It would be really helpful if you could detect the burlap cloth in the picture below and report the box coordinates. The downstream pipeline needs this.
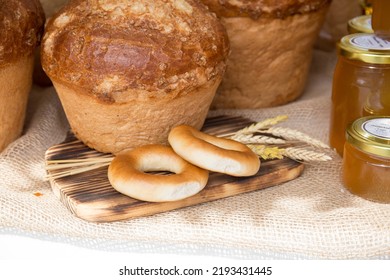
[1,50,389,260]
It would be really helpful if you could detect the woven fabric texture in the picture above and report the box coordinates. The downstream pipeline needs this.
[1,50,390,259]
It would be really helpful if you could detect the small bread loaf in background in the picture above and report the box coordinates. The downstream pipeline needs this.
[41,0,229,154]
[0,0,45,152]
[201,0,331,109]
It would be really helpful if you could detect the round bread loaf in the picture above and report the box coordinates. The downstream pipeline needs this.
[0,0,45,152]
[41,0,229,154]
[201,0,331,109]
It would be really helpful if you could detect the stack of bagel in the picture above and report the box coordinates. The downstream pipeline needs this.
[108,125,260,202]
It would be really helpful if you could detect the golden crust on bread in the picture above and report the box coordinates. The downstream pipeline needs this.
[0,0,45,67]
[200,0,332,19]
[41,0,229,103]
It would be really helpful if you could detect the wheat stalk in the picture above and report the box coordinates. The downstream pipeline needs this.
[235,115,288,135]
[46,157,114,170]
[219,115,288,137]
[44,162,111,181]
[231,134,285,144]
[46,156,113,164]
[45,157,114,181]
[265,127,330,149]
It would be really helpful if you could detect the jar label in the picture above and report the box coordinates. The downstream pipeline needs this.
[350,35,390,50]
[362,118,390,139]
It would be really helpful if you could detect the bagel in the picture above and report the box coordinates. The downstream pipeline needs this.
[168,125,260,177]
[108,145,209,202]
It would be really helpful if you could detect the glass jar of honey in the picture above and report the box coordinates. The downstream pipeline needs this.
[329,33,390,156]
[348,15,373,34]
[343,116,390,203]
[372,0,390,39]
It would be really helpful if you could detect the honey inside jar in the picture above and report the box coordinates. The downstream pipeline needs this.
[329,34,390,156]
[372,0,390,38]
[343,117,390,203]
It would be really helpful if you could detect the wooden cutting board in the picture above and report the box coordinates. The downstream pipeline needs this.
[45,115,304,223]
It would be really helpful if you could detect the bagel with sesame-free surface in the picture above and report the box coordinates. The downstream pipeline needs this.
[108,145,209,202]
[168,125,260,177]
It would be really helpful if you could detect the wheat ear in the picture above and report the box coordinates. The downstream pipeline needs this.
[219,115,288,137]
[282,147,332,162]
[265,127,330,149]
[235,115,288,135]
[247,145,285,160]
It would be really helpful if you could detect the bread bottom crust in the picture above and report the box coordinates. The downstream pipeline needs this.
[212,7,328,109]
[0,56,34,152]
[53,77,221,154]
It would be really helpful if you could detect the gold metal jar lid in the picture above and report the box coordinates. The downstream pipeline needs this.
[338,33,390,64]
[348,15,373,34]
[346,116,390,158]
